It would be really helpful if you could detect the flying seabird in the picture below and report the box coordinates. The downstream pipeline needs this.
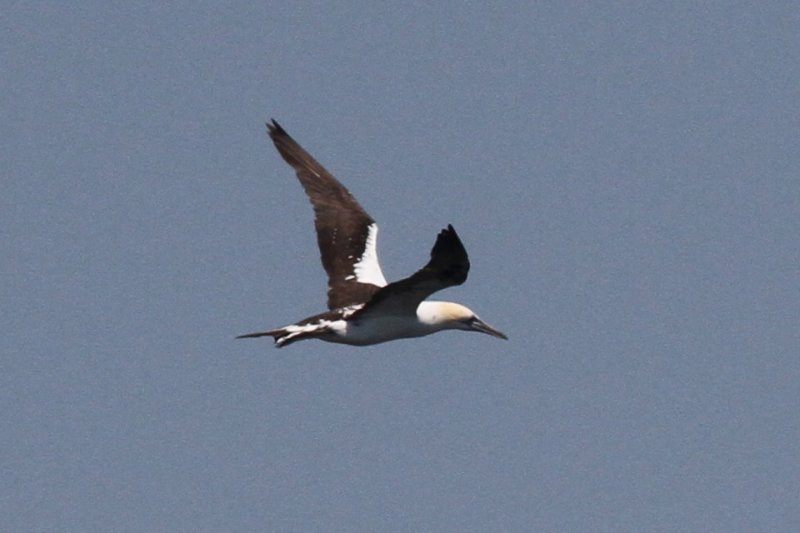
[238,120,507,347]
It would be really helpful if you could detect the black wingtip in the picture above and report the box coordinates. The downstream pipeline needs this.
[439,224,460,242]
[266,118,285,136]
[427,224,469,284]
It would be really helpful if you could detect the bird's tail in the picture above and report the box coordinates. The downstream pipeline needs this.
[236,327,308,348]
[236,330,279,340]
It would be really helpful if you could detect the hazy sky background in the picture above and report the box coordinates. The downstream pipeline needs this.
[3,2,799,531]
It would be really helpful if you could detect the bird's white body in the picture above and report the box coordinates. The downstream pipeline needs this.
[322,316,434,346]
[322,301,467,346]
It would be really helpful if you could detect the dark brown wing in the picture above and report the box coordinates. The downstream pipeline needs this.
[267,120,387,309]
[353,225,469,317]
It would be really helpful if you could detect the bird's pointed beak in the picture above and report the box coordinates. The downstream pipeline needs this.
[471,318,508,340]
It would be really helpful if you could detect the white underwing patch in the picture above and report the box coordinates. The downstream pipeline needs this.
[352,223,387,286]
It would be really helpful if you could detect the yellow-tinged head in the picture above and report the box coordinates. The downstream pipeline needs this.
[417,301,508,340]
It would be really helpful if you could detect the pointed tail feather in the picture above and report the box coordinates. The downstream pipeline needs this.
[236,330,279,339]
[236,327,311,348]
[236,329,287,347]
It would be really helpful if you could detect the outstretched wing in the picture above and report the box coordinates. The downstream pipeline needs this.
[267,120,387,309]
[354,225,469,317]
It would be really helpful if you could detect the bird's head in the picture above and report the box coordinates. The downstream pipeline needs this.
[418,301,508,340]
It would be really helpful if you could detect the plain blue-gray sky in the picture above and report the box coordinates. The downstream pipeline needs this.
[3,2,799,531]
